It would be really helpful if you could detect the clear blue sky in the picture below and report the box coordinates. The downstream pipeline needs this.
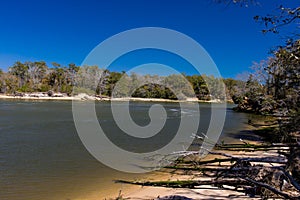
[0,0,297,77]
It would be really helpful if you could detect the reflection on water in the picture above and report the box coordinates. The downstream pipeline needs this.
[0,100,254,200]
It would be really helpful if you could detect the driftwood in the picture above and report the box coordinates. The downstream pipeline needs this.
[116,179,249,189]
[117,142,300,199]
[214,143,298,152]
[175,158,233,165]
[281,168,300,192]
[216,143,298,148]
[243,177,300,200]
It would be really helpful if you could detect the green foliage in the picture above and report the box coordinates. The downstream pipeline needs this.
[60,84,73,95]
[72,87,95,96]
[9,61,29,88]
[39,84,51,92]
[18,83,34,93]
[131,83,177,99]
[109,73,130,97]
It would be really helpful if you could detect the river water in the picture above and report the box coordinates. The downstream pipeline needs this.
[0,100,254,200]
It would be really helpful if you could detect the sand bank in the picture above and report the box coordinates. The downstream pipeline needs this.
[118,123,267,200]
[0,94,77,101]
[0,94,227,103]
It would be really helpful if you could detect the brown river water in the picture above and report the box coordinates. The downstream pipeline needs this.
[0,100,259,200]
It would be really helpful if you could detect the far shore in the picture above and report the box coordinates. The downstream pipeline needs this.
[0,93,230,103]
[0,94,77,101]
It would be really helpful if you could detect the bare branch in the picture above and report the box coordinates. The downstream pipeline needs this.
[244,177,300,199]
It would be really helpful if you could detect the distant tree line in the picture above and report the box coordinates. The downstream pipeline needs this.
[0,61,79,95]
[0,61,247,101]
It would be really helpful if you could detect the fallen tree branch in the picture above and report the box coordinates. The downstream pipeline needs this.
[205,151,287,164]
[115,179,248,189]
[216,143,298,148]
[244,177,300,200]
[280,167,300,192]
[176,158,233,165]
[165,165,280,173]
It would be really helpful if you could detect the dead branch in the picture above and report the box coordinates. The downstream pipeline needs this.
[244,177,300,200]
[280,168,300,192]
[115,179,248,189]
[203,150,287,164]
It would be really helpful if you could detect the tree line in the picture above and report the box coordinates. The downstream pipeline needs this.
[0,61,247,101]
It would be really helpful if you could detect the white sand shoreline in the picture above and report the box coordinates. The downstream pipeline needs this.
[0,94,77,101]
[0,94,227,103]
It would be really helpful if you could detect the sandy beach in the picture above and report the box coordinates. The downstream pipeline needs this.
[110,124,267,200]
[0,94,224,103]
[123,185,260,200]
[0,94,77,101]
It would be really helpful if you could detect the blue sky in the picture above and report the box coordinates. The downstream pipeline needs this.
[0,0,298,77]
